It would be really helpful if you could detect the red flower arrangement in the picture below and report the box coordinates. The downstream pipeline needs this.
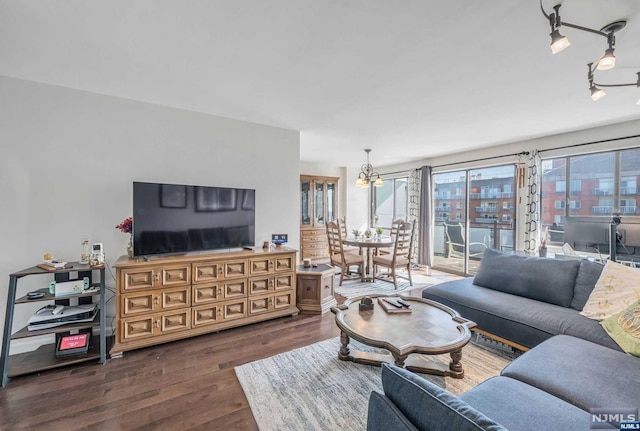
[116,217,133,234]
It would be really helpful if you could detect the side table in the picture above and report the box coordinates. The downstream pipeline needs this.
[296,264,336,314]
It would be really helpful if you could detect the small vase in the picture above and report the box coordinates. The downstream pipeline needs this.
[127,234,133,258]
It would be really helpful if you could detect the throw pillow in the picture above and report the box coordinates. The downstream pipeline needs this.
[580,260,640,320]
[601,300,640,357]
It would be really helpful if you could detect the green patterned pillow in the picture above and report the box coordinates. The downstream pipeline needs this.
[601,300,640,357]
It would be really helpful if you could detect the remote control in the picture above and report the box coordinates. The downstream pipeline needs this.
[383,298,402,308]
[397,299,411,308]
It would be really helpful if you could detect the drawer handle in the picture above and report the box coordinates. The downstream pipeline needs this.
[155,319,160,328]
[325,285,330,289]
[154,296,160,305]
[218,267,223,274]
[306,286,311,291]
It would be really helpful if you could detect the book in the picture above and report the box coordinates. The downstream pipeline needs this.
[42,259,68,269]
[377,297,412,313]
[37,263,73,271]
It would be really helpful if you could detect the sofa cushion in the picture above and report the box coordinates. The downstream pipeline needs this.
[601,300,640,357]
[381,364,506,431]
[581,260,640,320]
[473,248,579,307]
[501,335,640,412]
[422,279,622,351]
[459,376,608,430]
[367,391,419,431]
[571,259,604,310]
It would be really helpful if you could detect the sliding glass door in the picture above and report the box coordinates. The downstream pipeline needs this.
[433,165,516,275]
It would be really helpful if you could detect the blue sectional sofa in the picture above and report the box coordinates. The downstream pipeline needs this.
[367,335,640,431]
[366,249,640,430]
[421,248,620,351]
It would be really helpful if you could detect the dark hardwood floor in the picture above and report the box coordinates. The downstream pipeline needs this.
[0,308,345,430]
[0,280,431,430]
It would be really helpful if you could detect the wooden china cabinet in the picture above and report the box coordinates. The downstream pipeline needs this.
[300,175,339,264]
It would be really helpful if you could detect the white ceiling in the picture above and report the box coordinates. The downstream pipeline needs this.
[2,0,640,168]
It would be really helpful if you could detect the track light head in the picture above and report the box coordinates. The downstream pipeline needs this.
[550,29,570,54]
[590,85,606,101]
[597,48,616,70]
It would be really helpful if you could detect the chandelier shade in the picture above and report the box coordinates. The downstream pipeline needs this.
[355,149,383,188]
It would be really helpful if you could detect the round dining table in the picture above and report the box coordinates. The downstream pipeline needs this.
[342,235,394,281]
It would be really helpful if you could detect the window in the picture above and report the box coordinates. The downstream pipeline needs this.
[433,165,515,276]
[541,147,640,232]
[372,177,408,228]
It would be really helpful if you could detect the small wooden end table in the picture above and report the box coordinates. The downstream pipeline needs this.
[331,295,476,378]
[296,264,336,314]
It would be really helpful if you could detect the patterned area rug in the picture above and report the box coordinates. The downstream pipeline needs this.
[235,336,516,431]
[333,273,444,298]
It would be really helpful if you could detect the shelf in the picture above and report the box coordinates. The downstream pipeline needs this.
[11,311,102,340]
[7,335,106,378]
[10,263,105,278]
[15,286,102,304]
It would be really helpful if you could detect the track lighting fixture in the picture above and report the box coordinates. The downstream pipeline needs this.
[541,1,640,104]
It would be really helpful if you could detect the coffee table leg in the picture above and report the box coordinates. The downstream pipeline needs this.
[339,331,350,360]
[394,354,408,368]
[449,349,463,376]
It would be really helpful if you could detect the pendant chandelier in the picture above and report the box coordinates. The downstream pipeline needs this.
[540,1,640,104]
[355,149,383,188]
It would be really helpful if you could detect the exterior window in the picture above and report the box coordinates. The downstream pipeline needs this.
[541,148,640,237]
[373,177,408,228]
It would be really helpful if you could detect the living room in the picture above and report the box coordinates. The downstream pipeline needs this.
[1,1,640,430]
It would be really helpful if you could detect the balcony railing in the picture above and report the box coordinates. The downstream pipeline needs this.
[435,194,465,200]
[434,216,450,222]
[592,206,613,214]
[475,206,498,213]
[435,206,451,211]
[475,218,498,224]
[621,187,638,195]
[591,206,637,214]
[592,188,613,196]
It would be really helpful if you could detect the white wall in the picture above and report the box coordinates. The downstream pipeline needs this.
[0,76,300,353]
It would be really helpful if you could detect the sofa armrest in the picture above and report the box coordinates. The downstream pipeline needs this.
[381,364,507,431]
[367,392,419,431]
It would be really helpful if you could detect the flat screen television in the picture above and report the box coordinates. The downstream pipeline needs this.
[133,181,255,257]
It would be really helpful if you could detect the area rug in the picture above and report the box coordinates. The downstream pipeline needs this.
[333,273,443,298]
[235,336,515,431]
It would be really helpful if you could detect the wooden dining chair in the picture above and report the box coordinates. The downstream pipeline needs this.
[326,221,365,286]
[372,220,415,289]
[377,219,404,256]
[337,218,359,254]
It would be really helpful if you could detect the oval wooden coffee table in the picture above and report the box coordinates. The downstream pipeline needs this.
[331,294,476,378]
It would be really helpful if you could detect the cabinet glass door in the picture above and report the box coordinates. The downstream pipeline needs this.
[301,181,311,225]
[327,182,336,223]
[315,182,325,225]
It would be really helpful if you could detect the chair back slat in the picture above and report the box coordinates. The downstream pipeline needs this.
[392,221,414,261]
[326,221,344,258]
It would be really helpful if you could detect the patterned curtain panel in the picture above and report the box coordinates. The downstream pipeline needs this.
[418,166,432,266]
[408,169,421,264]
[524,151,541,254]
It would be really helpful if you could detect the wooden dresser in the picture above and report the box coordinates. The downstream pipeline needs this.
[110,247,298,357]
[300,175,339,264]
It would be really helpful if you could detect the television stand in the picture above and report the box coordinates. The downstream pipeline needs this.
[110,247,298,357]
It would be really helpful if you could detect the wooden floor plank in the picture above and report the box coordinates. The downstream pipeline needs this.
[0,275,435,430]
